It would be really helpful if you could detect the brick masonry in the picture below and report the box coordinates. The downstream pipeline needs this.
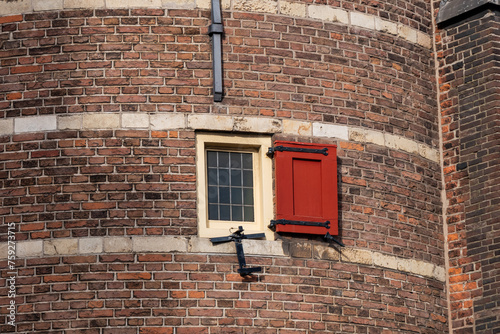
[435,2,500,334]
[0,0,488,332]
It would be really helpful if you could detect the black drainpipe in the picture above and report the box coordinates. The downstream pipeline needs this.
[208,0,224,102]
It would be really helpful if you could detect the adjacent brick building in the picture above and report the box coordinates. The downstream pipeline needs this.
[0,0,497,333]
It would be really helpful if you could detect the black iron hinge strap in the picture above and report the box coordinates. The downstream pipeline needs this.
[269,219,330,229]
[267,146,328,157]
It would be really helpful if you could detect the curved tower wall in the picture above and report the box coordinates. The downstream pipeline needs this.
[0,0,448,333]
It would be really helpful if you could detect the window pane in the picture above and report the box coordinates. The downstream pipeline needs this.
[243,188,254,205]
[243,153,252,169]
[232,205,243,221]
[231,188,242,204]
[219,152,229,167]
[208,204,218,220]
[208,186,218,203]
[243,170,253,187]
[207,151,217,167]
[244,206,254,222]
[231,169,242,186]
[206,150,255,223]
[219,168,229,186]
[208,168,218,185]
[220,205,230,220]
[219,186,230,204]
[230,153,241,168]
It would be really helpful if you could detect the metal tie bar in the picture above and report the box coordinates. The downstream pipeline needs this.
[210,226,265,276]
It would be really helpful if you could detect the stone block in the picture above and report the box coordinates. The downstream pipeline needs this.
[188,114,232,131]
[313,244,340,261]
[0,243,6,259]
[196,0,210,9]
[44,239,78,255]
[195,0,229,9]
[433,265,446,282]
[16,241,43,258]
[33,0,63,11]
[385,134,419,154]
[122,113,150,128]
[417,31,432,49]
[83,114,120,129]
[280,1,306,17]
[398,25,418,44]
[233,0,277,14]
[104,237,133,253]
[386,135,419,154]
[162,0,196,8]
[151,113,185,130]
[58,115,82,130]
[340,248,372,265]
[106,0,162,7]
[374,18,398,35]
[372,252,399,271]
[79,237,103,254]
[133,236,188,252]
[189,237,234,254]
[308,5,348,24]
[233,116,281,133]
[312,122,349,140]
[348,128,366,143]
[364,130,385,146]
[289,242,312,258]
[350,11,375,30]
[283,119,312,136]
[419,144,439,162]
[0,0,32,15]
[0,119,14,136]
[64,0,105,9]
[244,239,285,256]
[15,115,57,133]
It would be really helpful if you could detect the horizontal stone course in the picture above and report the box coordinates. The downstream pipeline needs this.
[8,236,445,281]
[0,1,431,48]
[4,113,440,162]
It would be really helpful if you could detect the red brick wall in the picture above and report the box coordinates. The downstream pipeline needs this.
[0,4,450,333]
[436,4,500,334]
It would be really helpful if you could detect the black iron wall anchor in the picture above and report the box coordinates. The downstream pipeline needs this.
[208,0,223,102]
[210,226,265,276]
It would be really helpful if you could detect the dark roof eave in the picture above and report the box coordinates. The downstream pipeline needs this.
[437,0,500,24]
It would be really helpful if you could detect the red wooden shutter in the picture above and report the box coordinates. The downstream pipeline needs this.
[273,141,338,236]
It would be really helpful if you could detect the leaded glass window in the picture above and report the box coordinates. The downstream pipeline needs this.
[206,150,254,222]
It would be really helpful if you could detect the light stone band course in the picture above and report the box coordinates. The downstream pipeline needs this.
[4,113,439,162]
[0,0,431,49]
[6,236,445,281]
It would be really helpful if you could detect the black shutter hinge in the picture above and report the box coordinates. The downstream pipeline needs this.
[269,219,330,229]
[267,145,328,157]
[210,226,265,276]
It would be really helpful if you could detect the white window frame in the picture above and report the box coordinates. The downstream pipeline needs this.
[196,132,274,239]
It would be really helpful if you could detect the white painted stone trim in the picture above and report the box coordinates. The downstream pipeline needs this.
[2,113,440,162]
[0,0,432,48]
[7,237,445,281]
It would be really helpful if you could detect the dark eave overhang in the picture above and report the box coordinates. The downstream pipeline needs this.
[437,0,500,24]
